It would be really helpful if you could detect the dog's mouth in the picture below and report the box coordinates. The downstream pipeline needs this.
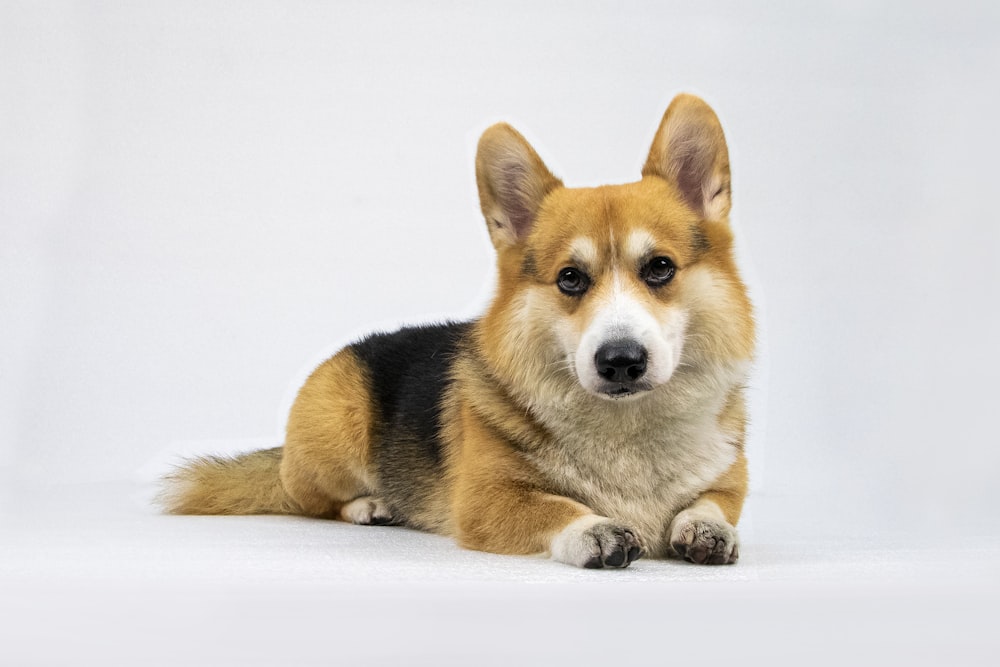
[597,382,652,400]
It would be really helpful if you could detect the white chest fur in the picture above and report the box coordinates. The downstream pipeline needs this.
[524,364,744,556]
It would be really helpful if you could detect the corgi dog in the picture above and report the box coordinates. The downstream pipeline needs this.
[161,93,755,569]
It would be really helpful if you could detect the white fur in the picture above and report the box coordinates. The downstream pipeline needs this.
[671,498,726,528]
[624,228,656,264]
[528,394,740,557]
[568,236,599,269]
[572,271,688,396]
[340,496,392,525]
[701,176,729,222]
[668,500,740,563]
[549,514,608,567]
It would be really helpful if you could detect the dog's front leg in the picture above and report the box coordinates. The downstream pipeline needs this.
[451,405,645,569]
[668,451,747,565]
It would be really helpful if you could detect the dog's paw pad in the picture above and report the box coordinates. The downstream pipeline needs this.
[340,496,394,525]
[669,513,739,565]
[552,515,646,569]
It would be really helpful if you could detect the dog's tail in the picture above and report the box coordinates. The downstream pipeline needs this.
[158,446,298,515]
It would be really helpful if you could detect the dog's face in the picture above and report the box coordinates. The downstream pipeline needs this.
[476,94,753,401]
[525,182,701,399]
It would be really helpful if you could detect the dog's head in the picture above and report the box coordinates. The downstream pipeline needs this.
[476,94,753,402]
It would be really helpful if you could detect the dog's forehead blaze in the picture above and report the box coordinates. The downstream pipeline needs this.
[528,179,700,275]
[571,267,663,333]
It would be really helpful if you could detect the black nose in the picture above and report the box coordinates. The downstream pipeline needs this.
[594,341,648,383]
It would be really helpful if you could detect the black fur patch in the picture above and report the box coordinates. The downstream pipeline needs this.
[521,250,538,279]
[349,321,472,527]
[690,225,710,254]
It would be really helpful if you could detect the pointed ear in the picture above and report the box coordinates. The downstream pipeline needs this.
[643,94,731,221]
[476,123,562,248]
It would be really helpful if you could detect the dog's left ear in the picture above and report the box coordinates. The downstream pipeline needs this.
[643,94,731,222]
[476,123,563,249]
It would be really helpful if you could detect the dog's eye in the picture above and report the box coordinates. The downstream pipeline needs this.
[557,268,590,296]
[642,256,676,287]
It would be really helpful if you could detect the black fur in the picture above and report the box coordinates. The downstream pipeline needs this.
[349,321,472,527]
[690,224,710,254]
[521,250,538,279]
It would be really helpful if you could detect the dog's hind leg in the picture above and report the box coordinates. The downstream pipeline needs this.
[279,349,385,521]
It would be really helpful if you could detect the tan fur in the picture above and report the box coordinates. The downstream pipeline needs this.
[162,349,376,518]
[279,349,377,519]
[159,447,296,515]
[162,93,755,567]
[699,453,748,526]
[685,388,748,525]
[451,400,592,555]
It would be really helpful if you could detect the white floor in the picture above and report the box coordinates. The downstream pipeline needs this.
[3,2,999,664]
[3,480,998,666]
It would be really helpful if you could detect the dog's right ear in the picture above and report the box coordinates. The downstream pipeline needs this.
[476,124,562,249]
[643,94,731,222]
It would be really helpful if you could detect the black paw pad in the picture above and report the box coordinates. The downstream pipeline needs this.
[587,524,645,569]
[670,518,739,565]
[604,548,626,568]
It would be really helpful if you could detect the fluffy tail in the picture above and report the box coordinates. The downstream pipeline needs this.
[158,446,298,515]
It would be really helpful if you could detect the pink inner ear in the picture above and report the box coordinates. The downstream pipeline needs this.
[669,136,713,215]
[496,160,537,241]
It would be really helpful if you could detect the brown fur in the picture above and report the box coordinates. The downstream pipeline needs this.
[279,349,377,519]
[451,400,591,554]
[698,452,749,526]
[159,447,295,515]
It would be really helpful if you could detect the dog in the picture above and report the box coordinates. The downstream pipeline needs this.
[160,93,755,569]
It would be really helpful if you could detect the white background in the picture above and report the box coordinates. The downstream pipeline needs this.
[2,2,999,664]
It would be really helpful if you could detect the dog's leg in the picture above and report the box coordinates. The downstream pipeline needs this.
[452,405,645,568]
[668,450,747,565]
[279,349,382,520]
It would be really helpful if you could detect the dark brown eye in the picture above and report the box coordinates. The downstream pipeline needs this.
[557,267,590,296]
[642,256,676,287]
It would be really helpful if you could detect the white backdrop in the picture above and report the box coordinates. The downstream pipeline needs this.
[3,1,999,543]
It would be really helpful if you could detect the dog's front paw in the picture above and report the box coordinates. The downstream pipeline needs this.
[668,511,739,565]
[550,515,645,569]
